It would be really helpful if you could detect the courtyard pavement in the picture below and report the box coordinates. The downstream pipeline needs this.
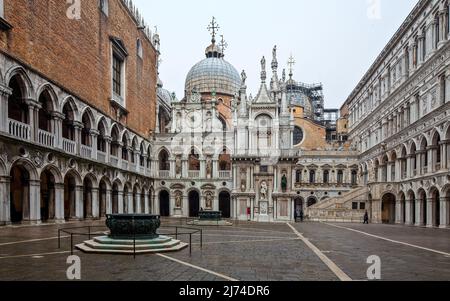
[0,219,449,281]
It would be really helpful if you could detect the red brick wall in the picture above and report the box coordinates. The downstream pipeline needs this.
[0,0,157,137]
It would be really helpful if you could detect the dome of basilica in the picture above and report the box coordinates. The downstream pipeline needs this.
[185,43,241,97]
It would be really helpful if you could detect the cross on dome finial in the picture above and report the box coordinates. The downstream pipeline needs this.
[219,35,228,55]
[207,17,220,43]
[288,54,296,78]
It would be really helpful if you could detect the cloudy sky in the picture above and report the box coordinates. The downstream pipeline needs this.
[134,0,418,108]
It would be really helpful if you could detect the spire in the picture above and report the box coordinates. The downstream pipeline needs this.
[219,35,228,57]
[270,45,280,92]
[260,56,267,83]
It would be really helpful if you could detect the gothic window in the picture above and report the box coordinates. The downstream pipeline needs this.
[159,150,170,171]
[137,39,143,59]
[337,170,344,184]
[110,37,128,108]
[295,170,302,183]
[309,170,316,184]
[188,148,200,171]
[323,170,329,184]
[293,126,304,146]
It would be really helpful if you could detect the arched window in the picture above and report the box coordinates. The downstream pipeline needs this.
[337,170,344,184]
[110,126,120,157]
[97,120,107,152]
[81,112,92,146]
[295,170,302,183]
[309,170,316,184]
[62,102,75,141]
[351,170,358,186]
[219,149,231,171]
[139,142,145,167]
[122,135,129,161]
[323,170,329,184]
[8,75,29,124]
[38,90,53,133]
[256,114,273,153]
[159,150,170,171]
[137,39,143,59]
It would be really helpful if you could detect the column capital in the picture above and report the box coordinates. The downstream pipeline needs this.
[0,85,12,97]
[72,121,84,129]
[51,111,66,120]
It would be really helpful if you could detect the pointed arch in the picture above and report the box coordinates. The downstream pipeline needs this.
[41,164,63,184]
[5,66,35,98]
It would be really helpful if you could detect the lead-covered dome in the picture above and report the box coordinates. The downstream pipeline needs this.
[185,42,241,96]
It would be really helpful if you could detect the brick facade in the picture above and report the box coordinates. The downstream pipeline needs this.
[0,0,157,137]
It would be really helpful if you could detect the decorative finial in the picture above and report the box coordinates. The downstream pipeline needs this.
[207,17,220,43]
[288,54,296,79]
[261,56,267,82]
[282,69,286,82]
[219,35,228,56]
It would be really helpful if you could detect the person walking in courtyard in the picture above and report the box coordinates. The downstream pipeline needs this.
[364,211,369,224]
[299,210,304,223]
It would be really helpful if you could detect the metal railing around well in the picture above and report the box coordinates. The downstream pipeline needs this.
[58,224,203,259]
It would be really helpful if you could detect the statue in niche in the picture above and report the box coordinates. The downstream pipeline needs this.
[175,191,183,208]
[281,174,288,192]
[205,192,214,210]
[241,179,247,192]
[260,181,268,201]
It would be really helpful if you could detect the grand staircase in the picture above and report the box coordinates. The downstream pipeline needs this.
[306,187,369,222]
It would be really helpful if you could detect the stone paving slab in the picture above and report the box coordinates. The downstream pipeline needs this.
[292,222,450,281]
[0,219,449,281]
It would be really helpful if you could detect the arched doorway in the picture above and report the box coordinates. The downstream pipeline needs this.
[307,197,317,207]
[64,173,77,220]
[83,177,93,219]
[294,198,304,219]
[219,191,231,218]
[10,165,30,223]
[381,193,396,224]
[40,170,55,222]
[112,183,119,214]
[99,180,107,218]
[159,190,170,217]
[189,191,200,217]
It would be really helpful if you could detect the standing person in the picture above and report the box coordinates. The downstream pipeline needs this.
[364,211,369,224]
[247,207,251,222]
[299,210,304,223]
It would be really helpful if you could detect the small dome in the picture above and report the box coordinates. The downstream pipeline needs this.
[157,87,172,106]
[185,57,241,96]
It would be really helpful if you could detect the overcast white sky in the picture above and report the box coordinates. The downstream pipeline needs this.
[134,0,418,108]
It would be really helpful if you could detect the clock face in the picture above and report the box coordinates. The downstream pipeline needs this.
[186,111,201,129]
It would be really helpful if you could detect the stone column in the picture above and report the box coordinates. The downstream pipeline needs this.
[426,198,436,228]
[440,197,449,228]
[395,200,402,224]
[199,158,205,179]
[405,199,413,225]
[144,193,149,214]
[0,176,11,225]
[105,189,112,215]
[54,183,65,222]
[0,85,12,133]
[51,112,65,149]
[212,160,219,179]
[91,188,99,219]
[415,198,423,227]
[29,180,41,224]
[104,136,112,164]
[90,130,99,160]
[440,140,448,170]
[118,191,125,214]
[74,185,83,219]
[73,122,83,156]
